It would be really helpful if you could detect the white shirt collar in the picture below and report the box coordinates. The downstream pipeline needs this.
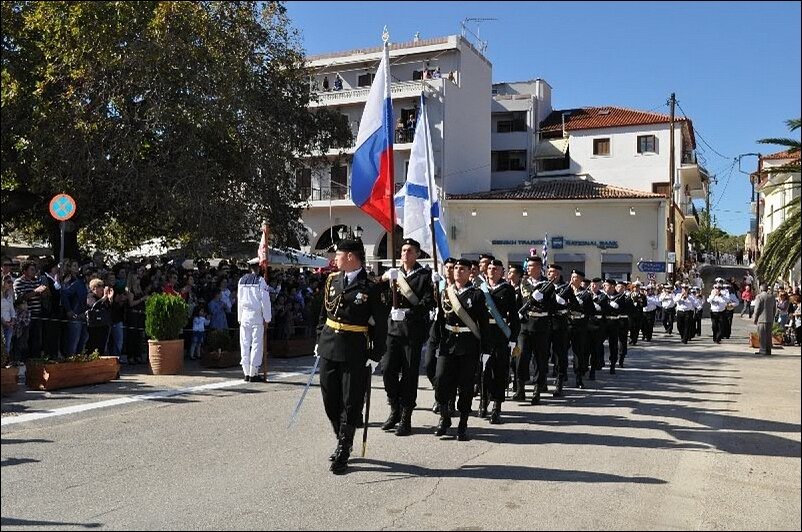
[344,268,363,285]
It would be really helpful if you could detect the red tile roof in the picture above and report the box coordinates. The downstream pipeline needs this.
[761,149,800,161]
[447,179,664,201]
[540,106,696,149]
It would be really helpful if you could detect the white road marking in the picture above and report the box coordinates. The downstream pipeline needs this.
[1,371,306,427]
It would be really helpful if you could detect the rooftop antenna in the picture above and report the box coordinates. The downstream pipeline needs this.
[460,17,497,54]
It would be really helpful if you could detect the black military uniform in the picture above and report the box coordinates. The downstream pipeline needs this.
[603,281,622,374]
[567,270,595,388]
[515,258,555,405]
[614,280,634,367]
[316,240,388,475]
[589,279,612,379]
[629,283,645,345]
[380,238,435,437]
[429,258,490,440]
[550,265,578,397]
[479,259,520,424]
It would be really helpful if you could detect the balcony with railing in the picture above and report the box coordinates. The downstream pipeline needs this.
[682,202,700,231]
[679,150,708,197]
[309,79,440,108]
[303,181,406,205]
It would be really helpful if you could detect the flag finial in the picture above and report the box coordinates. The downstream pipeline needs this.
[382,26,389,43]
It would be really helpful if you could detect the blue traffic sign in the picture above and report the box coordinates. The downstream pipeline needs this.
[637,261,666,273]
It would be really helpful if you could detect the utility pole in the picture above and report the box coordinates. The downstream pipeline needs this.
[706,174,713,254]
[667,92,676,282]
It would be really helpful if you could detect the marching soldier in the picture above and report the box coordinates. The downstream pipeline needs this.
[316,239,388,475]
[641,286,659,342]
[603,279,622,374]
[674,284,696,344]
[425,257,453,412]
[659,284,677,334]
[515,256,555,404]
[474,253,494,287]
[548,264,577,397]
[708,284,728,344]
[691,286,703,338]
[588,277,611,379]
[429,258,490,440]
[567,269,595,388]
[614,280,634,367]
[722,283,739,339]
[380,238,436,437]
[628,281,645,345]
[479,259,520,424]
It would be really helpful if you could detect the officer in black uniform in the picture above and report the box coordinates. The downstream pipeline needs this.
[429,258,490,441]
[603,279,622,374]
[316,239,388,475]
[612,280,633,368]
[588,277,611,379]
[515,256,555,405]
[380,238,435,437]
[567,269,595,388]
[628,281,645,345]
[548,264,577,397]
[479,259,520,424]
[426,257,453,414]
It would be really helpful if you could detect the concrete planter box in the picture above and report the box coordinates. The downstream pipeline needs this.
[26,357,120,391]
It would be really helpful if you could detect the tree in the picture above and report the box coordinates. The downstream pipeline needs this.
[755,118,801,283]
[1,1,351,258]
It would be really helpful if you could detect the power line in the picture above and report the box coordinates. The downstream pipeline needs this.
[711,159,738,210]
[675,101,732,160]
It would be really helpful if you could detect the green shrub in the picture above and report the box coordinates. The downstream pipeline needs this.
[771,322,784,336]
[145,294,189,341]
[205,329,232,352]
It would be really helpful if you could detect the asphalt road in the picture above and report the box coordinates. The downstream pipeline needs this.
[2,314,799,530]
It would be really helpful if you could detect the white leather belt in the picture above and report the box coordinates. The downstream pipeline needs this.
[488,318,497,324]
[556,310,569,315]
[570,312,585,319]
[528,311,549,318]
[445,324,472,333]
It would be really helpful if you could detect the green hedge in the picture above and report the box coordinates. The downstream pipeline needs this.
[145,294,188,341]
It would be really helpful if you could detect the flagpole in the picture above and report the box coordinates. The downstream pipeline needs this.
[421,93,440,275]
[261,221,270,381]
[383,29,398,278]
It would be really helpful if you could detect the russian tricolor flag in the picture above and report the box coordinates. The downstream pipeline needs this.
[350,42,394,231]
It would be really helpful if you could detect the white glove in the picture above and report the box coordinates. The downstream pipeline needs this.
[533,290,544,302]
[314,344,319,358]
[365,359,379,372]
[481,354,491,369]
[593,303,601,312]
[610,301,619,309]
[431,272,443,283]
[390,308,406,321]
[555,294,566,306]
[388,268,399,280]
[518,312,526,321]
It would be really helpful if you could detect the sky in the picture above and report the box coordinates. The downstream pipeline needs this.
[285,1,801,235]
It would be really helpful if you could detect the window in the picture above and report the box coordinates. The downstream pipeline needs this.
[593,138,611,156]
[539,151,570,172]
[295,168,311,197]
[652,182,670,198]
[357,73,375,87]
[496,112,527,133]
[330,165,348,199]
[494,151,527,172]
[637,135,657,154]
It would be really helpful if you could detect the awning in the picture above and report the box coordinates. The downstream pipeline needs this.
[533,138,569,159]
[601,253,633,263]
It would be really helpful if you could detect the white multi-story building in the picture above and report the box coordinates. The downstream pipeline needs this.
[299,35,491,262]
[753,149,801,282]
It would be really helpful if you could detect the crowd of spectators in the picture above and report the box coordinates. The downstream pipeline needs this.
[1,253,329,364]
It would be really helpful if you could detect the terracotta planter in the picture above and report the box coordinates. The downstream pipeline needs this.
[148,339,184,375]
[1,366,19,396]
[772,335,784,346]
[749,332,760,349]
[201,349,241,369]
[26,357,120,391]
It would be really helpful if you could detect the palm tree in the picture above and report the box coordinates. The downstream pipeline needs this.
[755,118,800,284]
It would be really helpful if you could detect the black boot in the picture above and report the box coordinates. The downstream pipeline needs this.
[530,389,541,405]
[395,408,412,437]
[435,404,451,437]
[553,378,564,397]
[381,403,401,431]
[432,401,440,414]
[448,400,456,418]
[457,413,470,441]
[330,425,355,475]
[512,380,526,401]
[588,368,596,380]
[489,401,502,424]
[610,365,616,375]
[618,356,624,368]
[478,397,488,418]
[576,375,585,389]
